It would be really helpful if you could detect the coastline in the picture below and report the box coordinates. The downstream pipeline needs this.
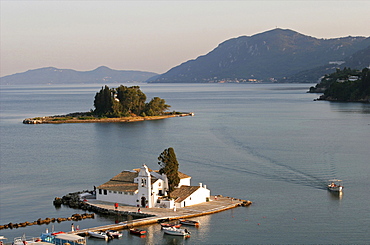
[23,113,194,124]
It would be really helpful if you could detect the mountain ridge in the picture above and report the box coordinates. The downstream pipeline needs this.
[151,28,370,83]
[0,66,158,85]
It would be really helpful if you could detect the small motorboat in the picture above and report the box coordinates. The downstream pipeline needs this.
[162,227,190,236]
[87,231,109,240]
[129,228,147,235]
[327,179,343,192]
[12,235,50,244]
[160,223,182,229]
[105,230,123,238]
[179,219,200,226]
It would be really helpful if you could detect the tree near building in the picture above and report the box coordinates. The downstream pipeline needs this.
[158,147,180,195]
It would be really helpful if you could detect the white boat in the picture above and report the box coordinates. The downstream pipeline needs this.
[12,235,50,244]
[162,227,190,236]
[327,179,343,192]
[54,233,86,245]
[105,230,123,238]
[87,230,109,240]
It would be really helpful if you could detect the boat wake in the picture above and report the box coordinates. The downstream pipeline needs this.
[183,125,339,190]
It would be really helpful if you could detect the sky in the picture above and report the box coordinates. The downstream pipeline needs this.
[1,0,370,77]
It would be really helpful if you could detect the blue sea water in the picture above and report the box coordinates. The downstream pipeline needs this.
[0,83,369,244]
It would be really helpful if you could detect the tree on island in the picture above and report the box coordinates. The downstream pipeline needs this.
[93,85,170,117]
[158,147,180,195]
[116,85,147,116]
[93,85,114,115]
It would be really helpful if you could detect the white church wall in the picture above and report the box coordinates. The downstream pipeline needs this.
[180,187,211,207]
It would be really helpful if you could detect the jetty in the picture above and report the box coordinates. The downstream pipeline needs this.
[70,196,251,235]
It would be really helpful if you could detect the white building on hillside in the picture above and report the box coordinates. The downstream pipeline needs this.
[96,164,210,209]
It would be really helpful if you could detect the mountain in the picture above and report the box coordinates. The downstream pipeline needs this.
[150,28,370,83]
[283,45,370,83]
[0,66,158,85]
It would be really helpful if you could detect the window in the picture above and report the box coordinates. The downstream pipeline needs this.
[103,190,107,195]
[113,191,117,194]
[99,189,102,195]
[119,192,122,194]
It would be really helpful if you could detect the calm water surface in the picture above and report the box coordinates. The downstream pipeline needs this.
[1,83,369,244]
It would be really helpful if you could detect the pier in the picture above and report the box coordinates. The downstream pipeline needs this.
[71,196,251,235]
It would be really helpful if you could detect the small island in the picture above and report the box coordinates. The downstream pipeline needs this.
[23,85,193,124]
[309,68,370,102]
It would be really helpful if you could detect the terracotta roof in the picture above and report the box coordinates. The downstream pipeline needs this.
[97,169,190,192]
[170,186,200,203]
[97,181,138,193]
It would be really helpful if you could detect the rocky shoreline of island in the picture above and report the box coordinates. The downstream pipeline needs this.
[23,112,194,124]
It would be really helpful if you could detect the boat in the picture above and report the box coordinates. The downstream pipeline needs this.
[0,236,7,245]
[179,219,200,226]
[162,227,191,236]
[327,179,343,192]
[105,230,123,238]
[54,233,86,245]
[129,228,147,235]
[12,235,50,244]
[160,223,182,229]
[39,229,85,245]
[87,230,109,240]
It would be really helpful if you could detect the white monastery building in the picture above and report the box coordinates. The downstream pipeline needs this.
[96,164,211,209]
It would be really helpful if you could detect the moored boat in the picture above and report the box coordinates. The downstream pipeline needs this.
[160,223,182,229]
[40,229,86,245]
[179,219,200,226]
[12,235,50,245]
[54,233,86,245]
[105,230,123,238]
[162,227,190,236]
[327,179,343,192]
[129,228,147,235]
[87,230,109,240]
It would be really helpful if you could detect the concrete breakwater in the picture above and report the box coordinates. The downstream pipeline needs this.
[0,213,94,230]
[70,195,252,235]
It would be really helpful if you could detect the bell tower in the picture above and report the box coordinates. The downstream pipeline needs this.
[137,164,152,208]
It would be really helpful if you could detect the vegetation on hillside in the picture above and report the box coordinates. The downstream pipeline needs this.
[93,85,170,117]
[309,68,370,102]
[158,147,180,195]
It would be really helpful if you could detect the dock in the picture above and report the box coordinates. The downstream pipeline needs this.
[71,196,251,235]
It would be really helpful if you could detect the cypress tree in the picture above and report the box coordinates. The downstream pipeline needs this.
[158,147,180,195]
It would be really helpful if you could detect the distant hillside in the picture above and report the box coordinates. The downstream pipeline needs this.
[0,66,158,85]
[150,28,370,83]
[284,45,370,83]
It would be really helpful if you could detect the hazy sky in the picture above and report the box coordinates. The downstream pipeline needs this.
[1,1,370,77]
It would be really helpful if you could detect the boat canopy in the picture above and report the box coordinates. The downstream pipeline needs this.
[55,233,85,241]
